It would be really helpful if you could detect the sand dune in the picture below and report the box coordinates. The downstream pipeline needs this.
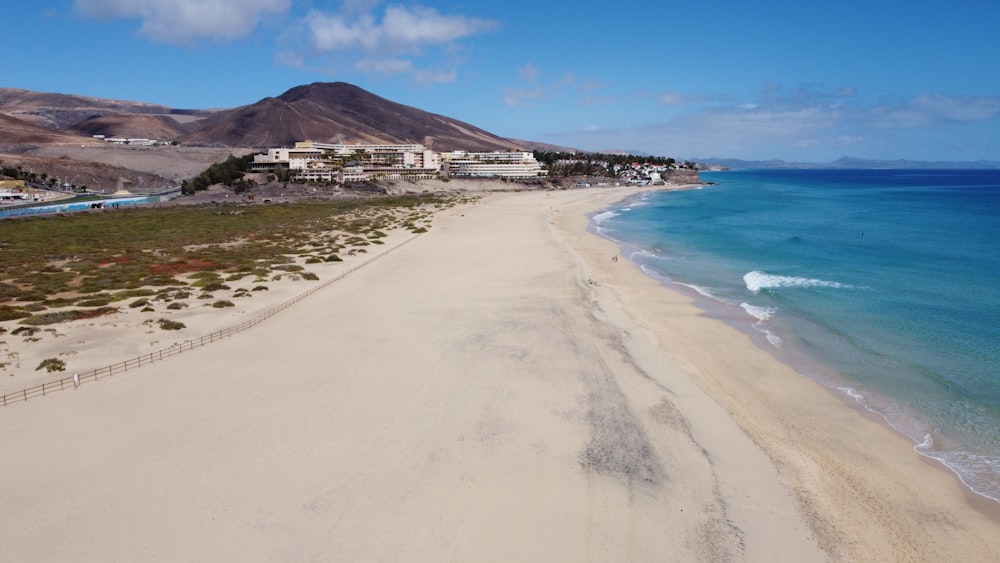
[1,187,996,561]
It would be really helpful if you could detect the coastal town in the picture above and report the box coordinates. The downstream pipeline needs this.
[248,140,545,182]
[1,138,703,217]
[246,140,700,186]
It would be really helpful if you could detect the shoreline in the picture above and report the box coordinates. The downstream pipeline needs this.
[567,186,1000,556]
[0,186,997,560]
[590,186,1000,510]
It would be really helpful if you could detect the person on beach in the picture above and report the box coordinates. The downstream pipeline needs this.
[73,373,79,388]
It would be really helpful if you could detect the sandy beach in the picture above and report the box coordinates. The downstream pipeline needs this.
[1,186,998,561]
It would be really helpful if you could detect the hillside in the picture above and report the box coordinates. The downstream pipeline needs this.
[0,113,85,145]
[66,114,196,140]
[0,87,210,131]
[0,82,538,192]
[0,83,522,152]
[179,82,521,151]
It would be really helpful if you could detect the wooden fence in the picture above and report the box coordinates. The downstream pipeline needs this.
[1,234,420,407]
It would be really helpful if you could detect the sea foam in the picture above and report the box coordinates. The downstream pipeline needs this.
[743,270,850,294]
[591,210,619,224]
[740,303,775,321]
[740,303,783,348]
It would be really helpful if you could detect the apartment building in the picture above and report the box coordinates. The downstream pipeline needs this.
[442,151,546,179]
[250,141,545,182]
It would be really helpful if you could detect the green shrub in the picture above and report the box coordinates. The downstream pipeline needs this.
[325,255,342,262]
[35,358,66,372]
[211,300,235,308]
[0,306,30,321]
[157,289,191,301]
[272,264,304,272]
[166,301,188,310]
[77,296,115,307]
[200,282,231,292]
[129,298,151,308]
[142,274,184,286]
[0,283,24,302]
[114,289,156,299]
[301,272,319,281]
[157,318,185,330]
[19,307,118,325]
[251,285,269,291]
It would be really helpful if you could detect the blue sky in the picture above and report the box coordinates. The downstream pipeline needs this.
[4,1,999,162]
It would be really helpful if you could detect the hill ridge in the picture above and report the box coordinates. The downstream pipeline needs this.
[0,82,523,151]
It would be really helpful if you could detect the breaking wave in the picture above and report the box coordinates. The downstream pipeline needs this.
[743,271,851,294]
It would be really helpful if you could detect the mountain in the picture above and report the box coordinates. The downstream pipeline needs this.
[67,114,199,140]
[0,113,85,144]
[0,87,213,133]
[0,82,523,152]
[177,82,520,150]
[699,156,1000,170]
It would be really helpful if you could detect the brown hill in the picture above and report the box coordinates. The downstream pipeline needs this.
[0,83,524,152]
[0,87,210,131]
[66,114,196,140]
[0,113,85,145]
[178,82,523,151]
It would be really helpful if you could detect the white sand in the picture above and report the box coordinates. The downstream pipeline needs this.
[0,187,997,561]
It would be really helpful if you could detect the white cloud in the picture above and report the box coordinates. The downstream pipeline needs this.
[304,4,495,55]
[380,5,492,49]
[503,87,544,109]
[75,0,290,45]
[870,94,1000,128]
[306,10,379,51]
[295,3,494,83]
[549,85,1000,160]
[912,94,1000,122]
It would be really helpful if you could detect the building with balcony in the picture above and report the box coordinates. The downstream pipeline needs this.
[250,141,441,181]
[441,151,546,179]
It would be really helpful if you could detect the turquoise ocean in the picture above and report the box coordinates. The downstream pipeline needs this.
[592,169,1000,502]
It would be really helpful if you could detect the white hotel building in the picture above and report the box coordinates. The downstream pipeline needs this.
[441,151,546,179]
[251,141,545,182]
